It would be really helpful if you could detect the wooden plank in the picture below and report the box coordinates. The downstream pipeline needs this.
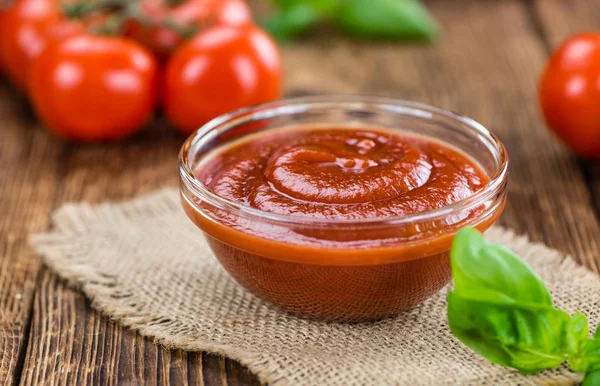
[17,122,223,385]
[0,83,64,385]
[17,0,600,385]
[20,270,201,385]
[16,117,262,384]
[532,0,600,47]
[530,0,600,225]
[225,358,261,386]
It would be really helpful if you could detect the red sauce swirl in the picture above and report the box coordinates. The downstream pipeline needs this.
[197,127,487,220]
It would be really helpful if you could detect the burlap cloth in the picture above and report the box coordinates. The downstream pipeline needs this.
[30,189,600,385]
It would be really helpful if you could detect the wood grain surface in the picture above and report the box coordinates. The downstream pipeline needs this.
[2,0,600,384]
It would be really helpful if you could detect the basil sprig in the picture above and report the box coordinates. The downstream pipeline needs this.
[571,326,600,385]
[448,227,600,381]
[262,0,438,42]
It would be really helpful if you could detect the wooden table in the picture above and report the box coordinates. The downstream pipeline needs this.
[2,0,600,384]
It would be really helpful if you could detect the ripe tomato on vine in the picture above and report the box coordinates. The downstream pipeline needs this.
[29,34,159,141]
[539,33,600,158]
[0,0,82,90]
[163,24,282,134]
[0,0,283,141]
[126,0,252,55]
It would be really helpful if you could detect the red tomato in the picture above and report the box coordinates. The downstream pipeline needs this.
[0,0,82,91]
[163,24,282,135]
[0,9,6,72]
[127,0,252,55]
[539,33,600,157]
[29,35,159,141]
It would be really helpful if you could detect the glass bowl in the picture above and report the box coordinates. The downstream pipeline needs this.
[179,96,508,322]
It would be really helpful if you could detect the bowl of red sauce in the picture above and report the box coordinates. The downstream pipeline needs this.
[179,96,508,322]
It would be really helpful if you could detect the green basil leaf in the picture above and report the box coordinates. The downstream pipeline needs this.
[570,336,600,373]
[272,0,296,8]
[450,227,553,306]
[571,343,600,373]
[262,4,322,41]
[448,293,572,373]
[334,0,438,41]
[272,0,340,14]
[448,228,593,375]
[583,370,600,386]
[263,0,342,41]
[566,312,589,355]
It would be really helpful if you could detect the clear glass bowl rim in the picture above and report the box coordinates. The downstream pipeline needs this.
[179,95,508,227]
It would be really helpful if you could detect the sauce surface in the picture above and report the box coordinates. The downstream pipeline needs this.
[196,127,488,220]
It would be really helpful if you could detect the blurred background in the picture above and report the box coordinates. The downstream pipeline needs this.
[2,0,600,384]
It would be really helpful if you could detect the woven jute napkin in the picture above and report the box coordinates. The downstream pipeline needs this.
[30,189,600,385]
